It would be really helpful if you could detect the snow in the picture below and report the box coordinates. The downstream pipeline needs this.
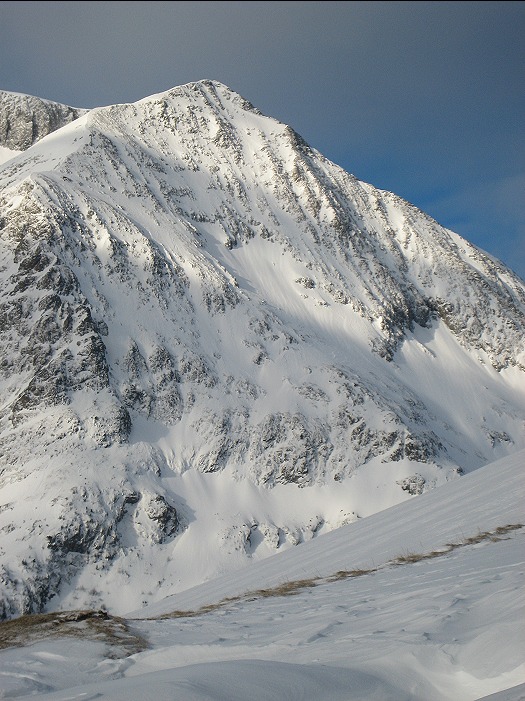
[0,450,523,700]
[0,145,21,166]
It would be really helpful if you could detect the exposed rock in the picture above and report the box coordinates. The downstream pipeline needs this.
[0,90,87,150]
[397,474,427,496]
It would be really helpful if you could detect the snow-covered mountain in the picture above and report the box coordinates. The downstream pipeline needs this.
[0,80,523,619]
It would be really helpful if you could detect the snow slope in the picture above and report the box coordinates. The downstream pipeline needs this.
[0,146,21,166]
[0,450,523,700]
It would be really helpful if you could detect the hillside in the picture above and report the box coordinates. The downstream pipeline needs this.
[0,450,523,700]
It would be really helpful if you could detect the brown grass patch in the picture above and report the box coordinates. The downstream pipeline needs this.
[247,577,319,598]
[445,523,523,551]
[391,548,448,565]
[326,567,376,582]
[0,609,148,655]
[395,523,524,567]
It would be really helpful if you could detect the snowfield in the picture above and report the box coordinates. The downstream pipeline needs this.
[0,449,523,700]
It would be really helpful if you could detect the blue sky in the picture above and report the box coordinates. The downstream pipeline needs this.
[1,1,524,278]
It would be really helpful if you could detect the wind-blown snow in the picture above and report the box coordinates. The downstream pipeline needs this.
[0,451,523,700]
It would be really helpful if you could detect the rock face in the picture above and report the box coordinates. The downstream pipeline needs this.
[0,90,87,150]
[0,80,524,619]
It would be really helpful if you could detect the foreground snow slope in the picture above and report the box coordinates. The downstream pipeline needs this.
[0,451,523,701]
[130,448,525,617]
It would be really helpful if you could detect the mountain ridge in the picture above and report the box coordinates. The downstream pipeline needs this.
[0,89,88,152]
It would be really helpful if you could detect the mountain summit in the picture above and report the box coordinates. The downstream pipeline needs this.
[0,80,523,618]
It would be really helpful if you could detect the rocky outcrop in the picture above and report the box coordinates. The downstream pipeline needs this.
[0,90,87,150]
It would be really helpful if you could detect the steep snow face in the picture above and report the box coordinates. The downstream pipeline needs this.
[0,80,524,618]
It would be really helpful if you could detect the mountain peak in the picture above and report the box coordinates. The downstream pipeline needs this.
[0,82,524,618]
